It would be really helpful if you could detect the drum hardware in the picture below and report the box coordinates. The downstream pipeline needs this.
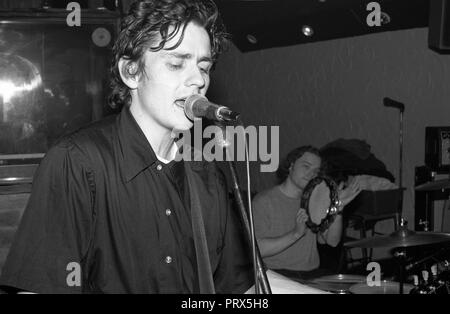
[418,219,430,232]
[415,173,450,233]
[405,247,450,271]
[392,248,408,294]
[409,264,449,294]
[405,250,450,294]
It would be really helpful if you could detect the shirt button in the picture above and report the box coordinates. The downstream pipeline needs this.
[156,164,162,171]
[165,256,172,264]
[165,209,172,216]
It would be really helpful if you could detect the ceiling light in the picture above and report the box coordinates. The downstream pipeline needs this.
[302,25,314,37]
[246,34,258,44]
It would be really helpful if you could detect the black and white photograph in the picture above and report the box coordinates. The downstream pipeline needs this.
[0,0,449,299]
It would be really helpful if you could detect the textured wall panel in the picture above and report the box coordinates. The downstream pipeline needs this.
[210,28,450,226]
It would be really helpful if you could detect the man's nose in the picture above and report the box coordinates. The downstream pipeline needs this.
[186,66,206,89]
[306,169,318,179]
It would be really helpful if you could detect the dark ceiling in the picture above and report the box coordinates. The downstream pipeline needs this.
[214,0,430,52]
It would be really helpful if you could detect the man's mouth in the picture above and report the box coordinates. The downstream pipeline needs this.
[175,98,186,109]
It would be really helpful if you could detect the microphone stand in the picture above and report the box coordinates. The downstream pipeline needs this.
[218,122,271,294]
[226,159,271,294]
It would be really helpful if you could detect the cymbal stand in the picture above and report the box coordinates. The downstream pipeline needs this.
[383,98,405,228]
[441,194,449,232]
[393,249,407,294]
[393,218,409,294]
[443,148,450,232]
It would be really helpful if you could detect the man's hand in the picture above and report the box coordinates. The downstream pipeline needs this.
[338,177,362,208]
[292,208,308,239]
[257,209,309,258]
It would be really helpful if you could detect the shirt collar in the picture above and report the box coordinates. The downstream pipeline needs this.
[117,106,158,182]
[117,108,210,181]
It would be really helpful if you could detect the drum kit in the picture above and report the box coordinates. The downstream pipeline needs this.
[306,178,450,294]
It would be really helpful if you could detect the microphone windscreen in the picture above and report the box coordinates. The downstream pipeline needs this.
[184,94,207,120]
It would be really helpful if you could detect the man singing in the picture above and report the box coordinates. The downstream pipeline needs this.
[0,0,253,294]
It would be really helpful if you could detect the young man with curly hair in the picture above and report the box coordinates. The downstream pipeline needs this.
[0,0,253,294]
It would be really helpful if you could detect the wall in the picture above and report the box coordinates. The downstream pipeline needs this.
[209,27,450,229]
[0,192,29,277]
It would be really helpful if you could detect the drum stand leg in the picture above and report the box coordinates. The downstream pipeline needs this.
[394,249,407,294]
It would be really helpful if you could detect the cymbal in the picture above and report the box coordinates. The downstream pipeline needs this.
[345,228,450,248]
[415,179,450,192]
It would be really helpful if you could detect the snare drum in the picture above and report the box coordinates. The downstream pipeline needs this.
[308,274,366,294]
[245,270,331,294]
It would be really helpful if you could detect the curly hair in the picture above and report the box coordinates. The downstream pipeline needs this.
[109,0,229,109]
[276,145,322,183]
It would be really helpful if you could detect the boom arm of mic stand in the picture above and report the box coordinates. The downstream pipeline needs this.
[226,159,271,294]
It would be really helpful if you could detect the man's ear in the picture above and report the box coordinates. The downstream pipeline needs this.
[118,58,139,89]
[288,162,294,172]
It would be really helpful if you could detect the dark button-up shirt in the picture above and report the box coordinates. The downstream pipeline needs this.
[0,108,252,293]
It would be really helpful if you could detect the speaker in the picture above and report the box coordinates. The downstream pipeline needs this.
[429,0,450,53]
[415,166,450,231]
[425,127,450,170]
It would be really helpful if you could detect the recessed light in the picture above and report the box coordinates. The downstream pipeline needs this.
[302,25,314,37]
[246,34,258,44]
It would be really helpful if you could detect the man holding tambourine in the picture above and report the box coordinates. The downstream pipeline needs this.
[253,146,361,280]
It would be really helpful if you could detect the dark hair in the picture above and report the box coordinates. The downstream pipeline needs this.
[276,145,322,183]
[109,0,229,108]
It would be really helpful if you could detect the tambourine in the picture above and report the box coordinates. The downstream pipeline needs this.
[300,176,340,233]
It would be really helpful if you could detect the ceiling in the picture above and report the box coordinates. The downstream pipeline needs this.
[214,0,430,51]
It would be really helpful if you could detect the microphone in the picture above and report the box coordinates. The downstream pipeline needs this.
[183,94,240,122]
[383,97,405,112]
